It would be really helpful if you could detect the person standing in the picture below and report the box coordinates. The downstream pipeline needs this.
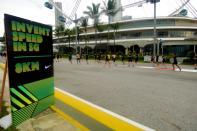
[194,53,197,70]
[172,54,181,71]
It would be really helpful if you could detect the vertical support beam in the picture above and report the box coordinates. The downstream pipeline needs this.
[0,59,7,114]
[133,45,134,53]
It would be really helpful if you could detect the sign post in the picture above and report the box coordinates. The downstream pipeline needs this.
[0,59,7,114]
[4,14,54,126]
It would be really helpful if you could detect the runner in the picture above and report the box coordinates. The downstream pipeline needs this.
[76,53,81,64]
[155,55,159,68]
[98,53,101,64]
[161,55,166,68]
[105,53,111,67]
[56,54,60,62]
[128,53,134,67]
[68,53,72,64]
[121,54,125,65]
[172,54,181,71]
[85,54,89,64]
[194,53,197,70]
[94,54,97,62]
[135,54,139,64]
[150,55,155,66]
[112,54,116,66]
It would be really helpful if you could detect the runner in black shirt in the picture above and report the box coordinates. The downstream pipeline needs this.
[68,53,72,64]
[135,54,139,64]
[128,53,134,67]
[150,55,155,66]
[172,54,181,71]
[98,53,101,63]
[194,53,197,70]
[122,54,125,65]
[155,55,159,68]
[85,54,89,64]
[161,55,166,68]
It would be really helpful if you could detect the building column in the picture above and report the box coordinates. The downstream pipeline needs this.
[140,47,144,55]
[125,47,129,55]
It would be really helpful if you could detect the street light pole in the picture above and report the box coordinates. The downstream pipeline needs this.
[153,1,157,56]
[75,14,78,53]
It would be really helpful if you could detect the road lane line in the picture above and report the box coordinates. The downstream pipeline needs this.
[51,105,90,131]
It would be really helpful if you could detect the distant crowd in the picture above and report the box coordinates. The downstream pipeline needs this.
[53,52,197,71]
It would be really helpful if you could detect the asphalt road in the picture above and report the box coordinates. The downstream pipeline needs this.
[1,56,196,131]
[54,59,197,131]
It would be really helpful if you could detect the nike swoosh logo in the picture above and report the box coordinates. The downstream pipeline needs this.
[45,65,51,69]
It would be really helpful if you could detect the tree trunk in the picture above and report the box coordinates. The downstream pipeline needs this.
[69,34,70,53]
[85,29,88,54]
[107,16,110,53]
[114,30,115,54]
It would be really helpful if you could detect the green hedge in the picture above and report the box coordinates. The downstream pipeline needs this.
[183,59,194,65]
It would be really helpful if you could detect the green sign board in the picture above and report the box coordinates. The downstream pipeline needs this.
[4,14,54,126]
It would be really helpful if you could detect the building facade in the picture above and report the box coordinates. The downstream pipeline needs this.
[112,0,122,22]
[53,16,197,56]
[55,2,64,27]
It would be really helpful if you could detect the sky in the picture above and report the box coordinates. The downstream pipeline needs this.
[0,0,197,36]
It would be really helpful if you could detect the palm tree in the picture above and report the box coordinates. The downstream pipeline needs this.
[110,22,119,54]
[97,24,106,44]
[54,25,65,53]
[96,24,107,53]
[81,17,89,54]
[54,25,65,38]
[76,26,83,53]
[102,0,120,52]
[84,3,101,54]
[63,28,70,53]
